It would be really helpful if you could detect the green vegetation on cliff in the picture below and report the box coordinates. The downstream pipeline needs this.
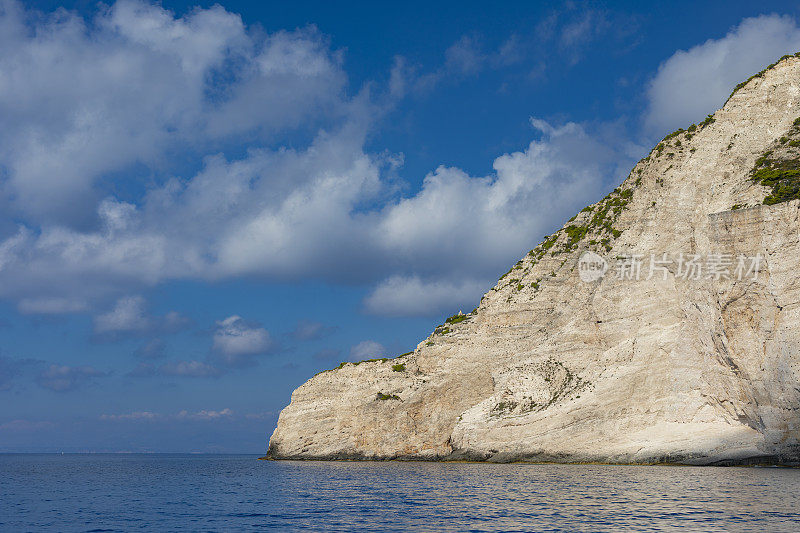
[750,116,800,205]
[376,392,400,400]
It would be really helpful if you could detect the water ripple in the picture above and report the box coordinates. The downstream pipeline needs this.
[2,455,800,531]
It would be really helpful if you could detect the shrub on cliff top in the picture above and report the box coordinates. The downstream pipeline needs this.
[727,53,800,102]
[445,313,467,324]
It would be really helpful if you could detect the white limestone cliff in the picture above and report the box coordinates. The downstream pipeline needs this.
[267,55,800,465]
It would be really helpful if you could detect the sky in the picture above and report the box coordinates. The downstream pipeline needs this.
[2,0,800,453]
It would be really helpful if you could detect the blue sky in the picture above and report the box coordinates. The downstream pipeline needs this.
[2,0,800,452]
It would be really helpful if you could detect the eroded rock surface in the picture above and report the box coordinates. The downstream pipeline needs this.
[268,56,800,465]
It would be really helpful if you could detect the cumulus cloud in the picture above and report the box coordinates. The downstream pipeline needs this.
[0,114,626,318]
[0,0,344,226]
[35,364,106,392]
[0,1,637,319]
[645,14,800,135]
[93,296,189,338]
[382,118,618,269]
[363,275,488,317]
[94,296,150,334]
[349,340,386,361]
[212,316,273,365]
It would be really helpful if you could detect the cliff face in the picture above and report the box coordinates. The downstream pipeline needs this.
[267,56,800,465]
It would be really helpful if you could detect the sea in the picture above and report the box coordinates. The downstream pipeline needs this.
[2,454,800,532]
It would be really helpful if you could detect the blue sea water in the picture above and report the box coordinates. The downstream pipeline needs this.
[2,454,800,532]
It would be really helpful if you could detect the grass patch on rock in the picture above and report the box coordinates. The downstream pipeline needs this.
[750,118,800,205]
[376,392,400,401]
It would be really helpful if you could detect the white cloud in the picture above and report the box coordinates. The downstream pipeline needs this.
[645,14,800,135]
[0,0,344,226]
[0,2,638,319]
[212,316,272,365]
[363,275,488,317]
[445,35,485,74]
[177,408,233,420]
[349,340,386,361]
[93,296,189,337]
[94,296,150,334]
[100,411,159,421]
[0,115,626,318]
[559,10,609,52]
[373,119,617,279]
[105,0,246,76]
